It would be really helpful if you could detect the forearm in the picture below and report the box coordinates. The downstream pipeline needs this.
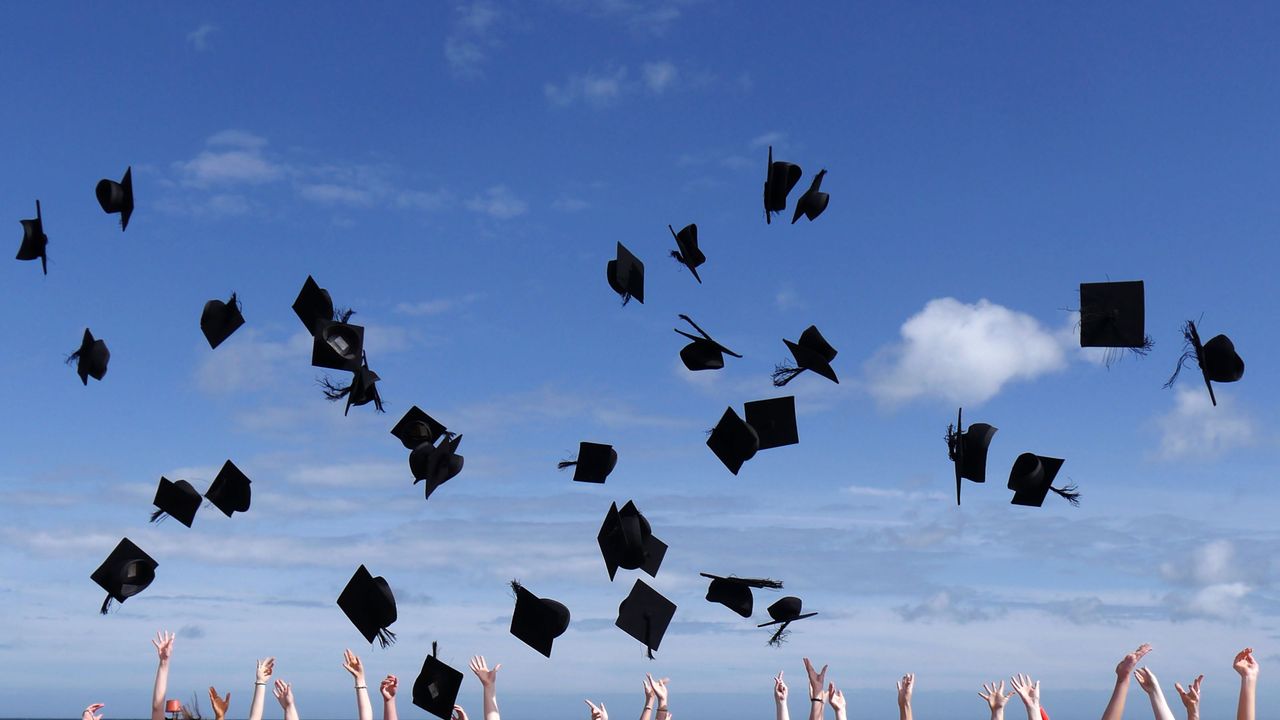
[807,699,824,720]
[1101,677,1130,720]
[775,700,790,720]
[990,709,1005,720]
[356,687,373,720]
[483,687,499,720]
[286,704,301,720]
[384,699,398,720]
[1146,690,1177,720]
[1237,678,1256,720]
[152,661,170,720]
[899,701,912,720]
[249,685,266,720]
[640,702,653,720]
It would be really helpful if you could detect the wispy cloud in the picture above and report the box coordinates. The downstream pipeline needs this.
[895,589,1002,624]
[466,185,528,218]
[642,61,678,94]
[445,1,504,78]
[545,67,628,108]
[1154,387,1256,461]
[186,23,219,51]
[556,0,688,36]
[394,293,481,317]
[174,130,284,187]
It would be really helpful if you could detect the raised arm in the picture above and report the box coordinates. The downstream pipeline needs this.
[249,658,275,720]
[774,671,790,720]
[469,656,502,720]
[1174,675,1202,720]
[1133,667,1177,720]
[209,687,231,720]
[83,704,105,720]
[897,674,915,720]
[1103,643,1151,720]
[344,649,373,720]
[151,631,175,720]
[639,674,657,720]
[650,675,670,720]
[826,683,846,720]
[979,680,1012,720]
[1010,674,1041,720]
[803,659,828,720]
[380,675,399,720]
[274,680,300,720]
[1233,647,1258,720]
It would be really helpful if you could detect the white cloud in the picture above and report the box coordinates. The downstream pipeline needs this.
[750,131,785,148]
[186,23,219,51]
[552,195,590,212]
[207,129,268,149]
[394,293,480,317]
[1154,387,1256,461]
[297,183,375,207]
[396,188,453,211]
[865,298,1069,406]
[1161,539,1238,586]
[845,485,947,503]
[544,68,628,107]
[175,131,284,187]
[466,184,528,218]
[445,1,503,78]
[775,287,801,310]
[557,0,685,36]
[642,61,678,93]
[895,590,999,624]
[195,330,312,395]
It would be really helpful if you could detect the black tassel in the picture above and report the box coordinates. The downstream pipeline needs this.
[149,509,168,524]
[620,292,633,307]
[319,376,353,401]
[557,460,577,470]
[945,424,959,461]
[431,640,438,658]
[336,308,357,323]
[670,250,685,265]
[644,614,655,660]
[509,579,524,596]
[65,351,82,367]
[1164,322,1199,388]
[1050,482,1081,507]
[767,623,790,647]
[737,578,783,589]
[100,594,113,615]
[229,292,242,313]
[376,628,396,648]
[771,363,803,387]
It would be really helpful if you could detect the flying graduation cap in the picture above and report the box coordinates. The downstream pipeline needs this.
[674,314,742,371]
[700,573,782,618]
[757,596,818,646]
[1008,453,1079,507]
[412,643,464,720]
[410,433,464,501]
[509,580,571,658]
[763,146,802,224]
[337,564,398,648]
[706,397,798,475]
[668,224,705,283]
[391,406,452,450]
[558,442,617,483]
[16,200,48,274]
[772,325,839,387]
[90,537,157,614]
[205,460,252,517]
[95,166,133,231]
[1078,281,1152,365]
[706,407,759,475]
[607,242,645,305]
[67,329,110,385]
[1165,320,1243,407]
[597,501,667,581]
[792,169,829,224]
[200,293,245,349]
[150,477,202,527]
[292,275,336,336]
[320,353,384,415]
[615,579,677,659]
[946,408,997,506]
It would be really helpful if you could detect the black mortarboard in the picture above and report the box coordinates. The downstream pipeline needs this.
[90,537,157,614]
[150,477,202,527]
[763,146,802,224]
[312,320,365,372]
[559,442,617,483]
[597,501,667,581]
[205,460,252,517]
[706,407,759,475]
[1166,320,1243,407]
[699,573,782,618]
[757,596,818,646]
[412,643,464,720]
[95,166,133,231]
[615,579,677,659]
[946,408,997,506]
[1008,453,1079,508]
[410,434,464,500]
[668,224,704,283]
[606,242,645,305]
[68,328,110,385]
[1079,281,1149,352]
[292,276,336,336]
[791,169,829,224]
[773,325,839,386]
[509,580,570,658]
[16,199,48,275]
[200,292,245,350]
[391,406,451,450]
[320,355,384,416]
[674,315,742,371]
[743,396,798,450]
[337,564,398,648]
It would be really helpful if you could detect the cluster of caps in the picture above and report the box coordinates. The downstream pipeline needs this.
[390,406,466,500]
[293,276,385,414]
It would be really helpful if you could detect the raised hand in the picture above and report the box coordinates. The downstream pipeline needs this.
[1134,667,1161,694]
[273,680,294,709]
[1117,643,1153,679]
[897,674,915,707]
[1174,675,1202,719]
[83,704,105,720]
[774,671,788,703]
[644,675,656,706]
[452,707,469,720]
[153,631,175,662]
[256,657,275,684]
[381,675,399,701]
[826,683,846,715]
[803,658,829,701]
[647,674,670,709]
[1234,648,1259,680]
[470,655,501,688]
[585,700,609,720]
[979,681,1012,711]
[343,648,366,683]
[209,688,231,720]
[1009,674,1040,711]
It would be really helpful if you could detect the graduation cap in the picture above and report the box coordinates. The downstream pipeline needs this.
[205,460,252,517]
[615,579,677,659]
[95,166,133,231]
[757,596,817,646]
[558,442,617,483]
[699,573,782,618]
[946,408,997,506]
[67,328,110,385]
[706,407,759,475]
[391,406,451,450]
[597,501,667,581]
[675,314,742,371]
[509,580,570,658]
[412,642,464,720]
[16,199,48,275]
[291,276,337,336]
[606,242,645,305]
[200,292,245,349]
[320,354,384,415]
[792,169,829,224]
[668,224,704,283]
[337,564,397,648]
[313,319,365,372]
[90,537,157,614]
[763,146,802,224]
[1079,281,1152,364]
[743,396,798,450]
[1166,320,1243,407]
[1008,453,1079,507]
[150,477,202,527]
[410,434,464,500]
[773,325,839,387]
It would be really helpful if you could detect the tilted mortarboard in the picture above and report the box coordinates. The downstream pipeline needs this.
[674,314,742,371]
[410,433,464,500]
[292,276,336,336]
[205,460,252,517]
[706,407,760,475]
[946,408,997,506]
[700,573,782,618]
[95,166,133,231]
[792,169,829,224]
[1008,453,1079,508]
[763,146,802,224]
[200,292,245,349]
[743,396,799,450]
[757,596,818,646]
[67,328,110,385]
[509,580,571,658]
[773,325,839,387]
[90,537,157,614]
[1165,320,1243,407]
[668,223,704,283]
[606,242,645,305]
[597,501,667,581]
[16,199,48,274]
[150,476,202,527]
[337,564,398,647]
[412,642,463,720]
[390,406,452,450]
[1078,280,1152,365]
[615,579,677,659]
[558,442,617,484]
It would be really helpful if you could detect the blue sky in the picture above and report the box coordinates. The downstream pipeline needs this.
[3,1,1280,718]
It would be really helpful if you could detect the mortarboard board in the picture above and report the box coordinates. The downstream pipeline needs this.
[763,146,802,225]
[706,407,759,475]
[606,242,645,305]
[597,501,667,581]
[95,166,133,231]
[674,315,742,371]
[205,460,252,517]
[1008,453,1079,508]
[791,169,829,224]
[1166,320,1243,407]
[291,276,336,337]
[150,477,202,527]
[700,573,782,618]
[391,406,451,450]
[68,328,109,385]
[743,396,798,450]
[757,596,818,646]
[410,434,464,500]
[16,199,48,275]
[509,580,570,658]
[946,408,997,506]
[668,224,704,283]
[1078,281,1150,352]
[412,643,464,720]
[337,564,398,648]
[90,537,157,614]
[774,325,839,387]
[320,354,384,415]
[615,579,677,659]
[558,442,617,483]
[313,319,364,372]
[200,292,245,349]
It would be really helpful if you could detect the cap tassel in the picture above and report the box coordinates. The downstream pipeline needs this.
[149,509,168,524]
[643,614,655,660]
[767,622,791,647]
[431,640,439,658]
[738,578,783,589]
[557,460,578,470]
[336,308,357,323]
[65,350,83,367]
[509,579,524,595]
[945,424,959,462]
[319,376,353,401]
[771,363,803,387]
[620,291,633,307]
[1049,482,1081,507]
[1163,321,1200,389]
[376,628,397,648]
[670,250,686,266]
[100,594,114,615]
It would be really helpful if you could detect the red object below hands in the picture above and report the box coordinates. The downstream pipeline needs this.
[165,700,183,713]
[1040,708,1050,720]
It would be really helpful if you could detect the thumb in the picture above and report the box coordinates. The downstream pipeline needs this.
[225,692,231,704]
[494,663,502,673]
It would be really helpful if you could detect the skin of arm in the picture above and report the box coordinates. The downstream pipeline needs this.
[639,674,656,720]
[249,658,275,720]
[274,680,300,720]
[469,656,502,720]
[774,671,790,720]
[209,687,231,720]
[802,659,828,720]
[1103,644,1151,720]
[1233,647,1258,720]
[649,675,670,720]
[1133,668,1177,720]
[151,631,175,720]
[380,675,399,720]
[826,683,846,720]
[1010,673,1041,720]
[344,649,373,720]
[980,680,1012,720]
[1174,674,1203,720]
[897,673,915,720]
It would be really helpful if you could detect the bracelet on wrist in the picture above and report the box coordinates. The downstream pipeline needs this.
[356,685,367,689]
[255,682,266,686]
[811,697,824,703]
